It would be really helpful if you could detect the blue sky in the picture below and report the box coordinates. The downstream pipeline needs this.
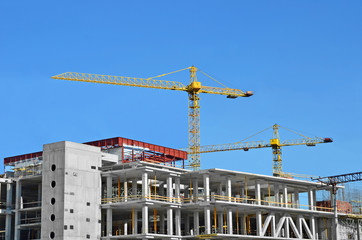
[0,1,361,177]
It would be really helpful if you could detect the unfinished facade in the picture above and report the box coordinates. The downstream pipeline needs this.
[0,137,360,240]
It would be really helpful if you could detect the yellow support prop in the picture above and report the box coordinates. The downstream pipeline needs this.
[236,209,239,234]
[132,207,135,233]
[154,208,157,233]
[214,207,217,230]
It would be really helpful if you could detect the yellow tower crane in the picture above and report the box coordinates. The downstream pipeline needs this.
[184,124,333,177]
[52,66,253,170]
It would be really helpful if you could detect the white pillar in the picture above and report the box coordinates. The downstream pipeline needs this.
[167,208,173,235]
[283,185,288,208]
[204,207,211,234]
[285,216,290,238]
[167,176,173,202]
[204,174,210,201]
[255,180,261,205]
[193,211,199,235]
[256,210,262,236]
[142,172,148,198]
[310,216,316,239]
[124,221,128,235]
[227,178,232,202]
[107,208,113,236]
[175,209,181,236]
[270,213,276,237]
[227,209,233,234]
[308,188,314,210]
[142,205,148,234]
[124,181,128,202]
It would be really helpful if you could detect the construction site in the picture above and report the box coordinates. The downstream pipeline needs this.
[0,67,361,240]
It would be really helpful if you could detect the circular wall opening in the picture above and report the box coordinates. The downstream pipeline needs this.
[51,198,56,205]
[51,164,56,171]
[50,214,55,221]
[50,232,55,239]
[51,181,56,188]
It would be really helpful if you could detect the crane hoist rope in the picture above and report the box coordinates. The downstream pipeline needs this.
[52,66,253,171]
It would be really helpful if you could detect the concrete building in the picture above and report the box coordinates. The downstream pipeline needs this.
[0,137,360,240]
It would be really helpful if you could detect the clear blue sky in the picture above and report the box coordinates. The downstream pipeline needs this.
[0,1,361,177]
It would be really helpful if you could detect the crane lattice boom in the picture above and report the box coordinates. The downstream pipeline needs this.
[52,66,253,170]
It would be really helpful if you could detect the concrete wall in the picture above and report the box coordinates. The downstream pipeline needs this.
[41,141,102,240]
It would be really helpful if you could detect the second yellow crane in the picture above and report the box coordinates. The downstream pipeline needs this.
[52,66,253,170]
[184,124,333,177]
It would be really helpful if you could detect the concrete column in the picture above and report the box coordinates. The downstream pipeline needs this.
[107,176,112,199]
[313,189,317,210]
[132,179,137,197]
[218,183,223,196]
[142,205,148,234]
[294,190,299,208]
[283,185,288,208]
[175,177,180,202]
[255,180,261,205]
[107,208,113,236]
[124,221,128,235]
[167,176,173,202]
[256,210,262,236]
[332,192,339,240]
[5,183,13,240]
[204,207,211,234]
[124,181,128,202]
[218,212,223,233]
[37,183,42,203]
[274,184,280,207]
[241,213,246,235]
[14,180,21,240]
[284,216,290,238]
[185,213,190,235]
[203,174,210,201]
[142,172,148,198]
[310,216,316,239]
[167,208,173,235]
[227,178,232,202]
[297,215,303,237]
[133,210,138,234]
[227,209,233,234]
[270,213,276,237]
[193,179,199,201]
[175,209,181,236]
[160,211,165,234]
[308,188,314,210]
[193,211,199,235]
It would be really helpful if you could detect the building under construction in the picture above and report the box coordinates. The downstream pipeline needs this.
[0,137,360,240]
